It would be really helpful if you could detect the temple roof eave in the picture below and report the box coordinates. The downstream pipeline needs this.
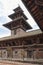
[8,12,28,20]
[3,16,32,30]
[22,0,43,31]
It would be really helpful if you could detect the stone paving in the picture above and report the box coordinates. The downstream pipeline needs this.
[0,61,40,65]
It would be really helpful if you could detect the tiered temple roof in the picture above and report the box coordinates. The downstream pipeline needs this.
[3,6,32,31]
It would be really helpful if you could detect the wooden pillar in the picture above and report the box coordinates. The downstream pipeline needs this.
[33,50,36,59]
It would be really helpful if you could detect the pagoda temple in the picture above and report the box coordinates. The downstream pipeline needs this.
[0,6,43,60]
[3,6,32,36]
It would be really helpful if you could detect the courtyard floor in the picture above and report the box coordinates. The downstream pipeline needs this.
[0,60,40,65]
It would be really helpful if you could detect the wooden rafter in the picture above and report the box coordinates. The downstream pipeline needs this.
[22,0,43,31]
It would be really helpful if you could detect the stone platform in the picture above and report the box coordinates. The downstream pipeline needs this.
[0,60,40,65]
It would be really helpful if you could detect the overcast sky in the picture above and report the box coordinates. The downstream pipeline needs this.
[0,0,39,38]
